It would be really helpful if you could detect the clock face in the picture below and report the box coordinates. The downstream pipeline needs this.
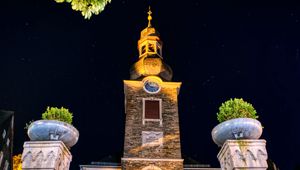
[144,80,160,93]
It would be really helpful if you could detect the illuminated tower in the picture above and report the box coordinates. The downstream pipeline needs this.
[121,8,183,170]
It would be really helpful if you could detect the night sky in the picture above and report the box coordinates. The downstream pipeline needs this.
[1,0,300,169]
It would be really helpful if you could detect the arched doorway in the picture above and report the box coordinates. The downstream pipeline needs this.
[142,165,162,170]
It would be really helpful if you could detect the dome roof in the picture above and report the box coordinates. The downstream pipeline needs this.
[130,55,173,81]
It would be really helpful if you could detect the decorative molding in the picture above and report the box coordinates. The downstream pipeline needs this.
[218,140,268,170]
[142,165,162,170]
[22,141,72,170]
[123,80,181,89]
[121,158,184,162]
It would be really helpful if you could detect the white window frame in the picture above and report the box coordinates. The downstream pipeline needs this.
[142,98,162,126]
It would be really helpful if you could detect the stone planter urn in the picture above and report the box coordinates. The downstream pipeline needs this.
[211,118,262,147]
[27,120,79,148]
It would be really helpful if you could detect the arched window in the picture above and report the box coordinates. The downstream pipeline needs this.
[142,165,162,170]
[148,43,155,52]
[141,45,146,55]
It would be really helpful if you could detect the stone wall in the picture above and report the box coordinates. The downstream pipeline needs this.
[217,140,268,170]
[122,158,183,170]
[122,80,183,169]
[22,141,72,170]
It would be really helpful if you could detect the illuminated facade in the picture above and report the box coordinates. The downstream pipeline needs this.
[121,8,183,170]
[80,8,219,170]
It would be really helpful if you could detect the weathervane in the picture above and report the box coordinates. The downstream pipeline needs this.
[147,6,152,27]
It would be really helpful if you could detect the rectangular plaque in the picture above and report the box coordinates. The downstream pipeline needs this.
[142,131,163,147]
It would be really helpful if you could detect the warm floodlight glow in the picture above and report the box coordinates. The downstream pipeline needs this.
[128,133,180,155]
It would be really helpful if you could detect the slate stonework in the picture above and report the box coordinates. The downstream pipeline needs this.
[122,79,183,169]
[121,158,183,170]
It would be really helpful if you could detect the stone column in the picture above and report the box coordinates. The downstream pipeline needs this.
[21,141,72,170]
[217,140,268,170]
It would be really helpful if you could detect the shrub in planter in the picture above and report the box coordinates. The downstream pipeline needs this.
[217,98,258,123]
[212,98,262,146]
[27,106,79,148]
[42,106,73,124]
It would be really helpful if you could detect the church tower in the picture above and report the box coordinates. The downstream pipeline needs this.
[121,8,183,170]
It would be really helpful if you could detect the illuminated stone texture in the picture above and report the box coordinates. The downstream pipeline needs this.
[122,8,183,170]
[217,140,268,170]
[130,8,172,81]
[121,158,183,170]
[123,80,182,158]
[22,141,72,170]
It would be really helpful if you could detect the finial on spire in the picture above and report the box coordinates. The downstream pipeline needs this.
[147,6,152,27]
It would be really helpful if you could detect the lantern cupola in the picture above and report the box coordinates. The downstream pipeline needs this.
[130,7,173,81]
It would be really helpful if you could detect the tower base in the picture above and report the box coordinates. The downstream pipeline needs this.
[121,158,183,170]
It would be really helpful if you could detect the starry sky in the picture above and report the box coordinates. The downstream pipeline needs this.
[1,0,300,169]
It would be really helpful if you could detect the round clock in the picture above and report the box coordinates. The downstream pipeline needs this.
[143,80,161,93]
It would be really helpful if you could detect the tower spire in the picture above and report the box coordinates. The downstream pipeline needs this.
[130,6,173,81]
[147,6,152,27]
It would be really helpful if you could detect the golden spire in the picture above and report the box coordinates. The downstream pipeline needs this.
[147,6,152,27]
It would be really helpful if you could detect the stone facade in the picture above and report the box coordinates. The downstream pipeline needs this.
[121,8,184,169]
[122,80,183,169]
[217,140,268,170]
[121,158,183,170]
[22,141,72,170]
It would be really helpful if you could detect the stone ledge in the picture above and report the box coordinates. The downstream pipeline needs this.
[23,141,71,154]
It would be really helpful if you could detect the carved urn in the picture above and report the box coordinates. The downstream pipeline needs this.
[27,120,79,148]
[211,118,263,147]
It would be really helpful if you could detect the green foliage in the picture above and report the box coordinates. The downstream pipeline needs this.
[24,120,35,130]
[54,0,111,19]
[217,98,258,123]
[42,106,73,124]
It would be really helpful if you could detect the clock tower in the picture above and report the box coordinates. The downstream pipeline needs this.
[121,8,183,170]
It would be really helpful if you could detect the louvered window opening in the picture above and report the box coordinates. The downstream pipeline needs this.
[144,100,160,119]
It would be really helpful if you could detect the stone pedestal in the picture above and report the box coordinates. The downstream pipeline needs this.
[217,140,268,170]
[22,141,72,170]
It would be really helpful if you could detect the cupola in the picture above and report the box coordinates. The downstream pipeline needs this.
[130,7,173,81]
